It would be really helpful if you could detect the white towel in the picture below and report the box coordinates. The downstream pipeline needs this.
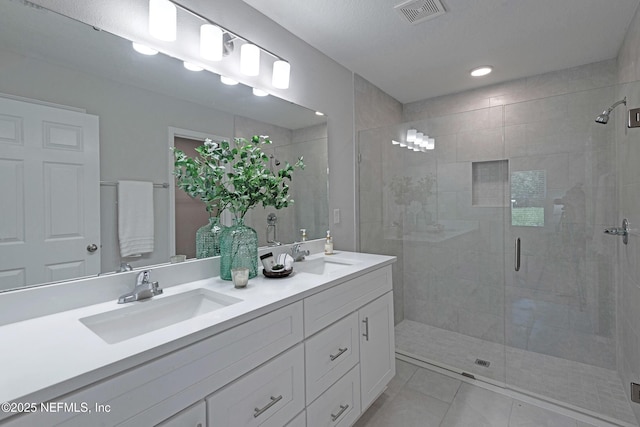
[118,180,154,257]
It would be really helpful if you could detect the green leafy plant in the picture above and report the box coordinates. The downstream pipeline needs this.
[173,138,228,217]
[173,135,304,219]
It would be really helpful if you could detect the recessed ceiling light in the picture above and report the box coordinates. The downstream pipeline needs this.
[132,42,158,55]
[470,66,493,77]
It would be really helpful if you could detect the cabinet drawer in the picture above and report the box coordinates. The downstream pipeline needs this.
[285,411,306,427]
[304,266,391,336]
[305,312,359,403]
[9,302,303,427]
[207,344,305,427]
[155,401,206,427]
[306,365,361,427]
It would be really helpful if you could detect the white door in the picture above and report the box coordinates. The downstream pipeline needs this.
[0,97,100,290]
[359,291,395,410]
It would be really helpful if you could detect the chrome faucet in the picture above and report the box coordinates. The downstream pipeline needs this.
[291,243,310,262]
[118,270,163,304]
[118,262,133,272]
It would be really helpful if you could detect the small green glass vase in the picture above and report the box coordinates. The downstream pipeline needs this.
[220,217,258,281]
[195,217,225,258]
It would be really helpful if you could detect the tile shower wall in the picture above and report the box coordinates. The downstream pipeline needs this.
[617,4,640,422]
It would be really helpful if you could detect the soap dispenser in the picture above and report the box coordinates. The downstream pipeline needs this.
[324,230,334,255]
[300,228,307,241]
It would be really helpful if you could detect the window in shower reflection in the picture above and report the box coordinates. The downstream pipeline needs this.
[511,170,546,227]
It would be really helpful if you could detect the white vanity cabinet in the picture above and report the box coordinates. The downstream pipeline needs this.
[303,266,394,425]
[1,257,395,427]
[359,292,395,410]
[205,345,305,427]
[155,401,206,427]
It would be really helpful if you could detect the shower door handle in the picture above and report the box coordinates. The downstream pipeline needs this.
[514,238,521,272]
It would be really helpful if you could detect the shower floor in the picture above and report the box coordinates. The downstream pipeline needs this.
[395,320,638,426]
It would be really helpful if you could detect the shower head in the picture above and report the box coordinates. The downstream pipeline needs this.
[595,97,626,124]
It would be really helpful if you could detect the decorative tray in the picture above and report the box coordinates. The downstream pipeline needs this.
[262,268,293,278]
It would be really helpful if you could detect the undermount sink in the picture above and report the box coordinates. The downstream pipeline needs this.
[80,289,242,344]
[294,256,356,276]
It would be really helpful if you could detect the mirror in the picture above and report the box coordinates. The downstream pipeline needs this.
[0,1,328,292]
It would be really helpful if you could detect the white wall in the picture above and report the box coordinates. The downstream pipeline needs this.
[31,0,358,251]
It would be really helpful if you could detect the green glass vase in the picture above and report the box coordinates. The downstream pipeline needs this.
[195,217,224,258]
[220,217,258,281]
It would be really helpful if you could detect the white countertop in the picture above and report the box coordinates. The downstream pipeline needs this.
[0,251,395,412]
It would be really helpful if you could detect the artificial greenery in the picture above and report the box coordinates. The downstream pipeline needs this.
[173,135,304,219]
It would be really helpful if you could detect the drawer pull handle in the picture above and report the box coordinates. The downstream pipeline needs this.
[331,404,350,422]
[254,395,283,418]
[362,317,369,341]
[330,347,348,361]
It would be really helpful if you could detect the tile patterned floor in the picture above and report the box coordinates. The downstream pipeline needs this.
[354,358,625,427]
[394,320,637,426]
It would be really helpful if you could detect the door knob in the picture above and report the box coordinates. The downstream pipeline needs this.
[87,243,98,253]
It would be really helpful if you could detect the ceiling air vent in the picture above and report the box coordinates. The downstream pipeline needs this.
[394,0,446,25]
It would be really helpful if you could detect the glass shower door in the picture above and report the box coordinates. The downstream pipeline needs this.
[358,105,508,384]
[503,86,632,423]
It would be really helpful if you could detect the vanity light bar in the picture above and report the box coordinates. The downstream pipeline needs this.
[391,129,435,153]
[163,0,291,89]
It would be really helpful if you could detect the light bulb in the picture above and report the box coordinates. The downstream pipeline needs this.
[426,138,435,150]
[392,140,401,145]
[252,88,269,97]
[132,42,158,55]
[240,43,260,76]
[149,0,176,41]
[220,76,238,85]
[407,129,417,142]
[183,62,203,71]
[415,132,424,146]
[272,60,290,89]
[200,24,223,61]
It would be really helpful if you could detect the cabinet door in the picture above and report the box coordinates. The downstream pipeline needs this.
[359,291,395,409]
[156,401,206,427]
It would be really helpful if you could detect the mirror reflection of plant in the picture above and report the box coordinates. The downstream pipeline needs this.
[173,135,304,219]
[223,135,304,218]
[389,175,414,207]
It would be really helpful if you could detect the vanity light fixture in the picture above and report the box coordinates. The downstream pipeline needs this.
[272,60,291,89]
[154,0,292,90]
[200,24,223,61]
[149,0,177,42]
[252,88,269,97]
[407,129,417,142]
[132,42,158,55]
[470,65,493,77]
[220,76,239,85]
[183,62,203,71]
[394,128,435,153]
[241,43,261,76]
